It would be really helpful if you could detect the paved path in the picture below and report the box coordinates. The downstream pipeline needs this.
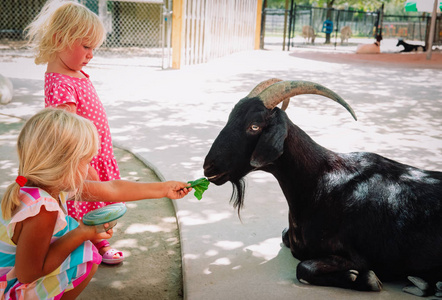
[1,48,441,299]
[0,113,183,299]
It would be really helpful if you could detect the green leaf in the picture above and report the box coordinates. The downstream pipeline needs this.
[187,177,210,200]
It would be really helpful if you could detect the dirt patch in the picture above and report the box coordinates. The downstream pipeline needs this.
[289,49,442,69]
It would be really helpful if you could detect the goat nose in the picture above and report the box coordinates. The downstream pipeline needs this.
[203,161,216,176]
[203,161,212,172]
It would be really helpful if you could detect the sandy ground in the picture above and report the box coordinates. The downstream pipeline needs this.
[289,49,442,69]
[0,115,183,299]
[263,36,442,69]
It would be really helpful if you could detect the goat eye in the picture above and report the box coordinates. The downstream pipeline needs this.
[250,124,260,131]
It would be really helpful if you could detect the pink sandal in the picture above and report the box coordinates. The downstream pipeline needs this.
[94,240,124,265]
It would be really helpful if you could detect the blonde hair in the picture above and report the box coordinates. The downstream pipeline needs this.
[25,0,106,65]
[1,108,98,220]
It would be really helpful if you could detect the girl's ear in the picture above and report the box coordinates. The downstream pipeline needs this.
[250,110,287,168]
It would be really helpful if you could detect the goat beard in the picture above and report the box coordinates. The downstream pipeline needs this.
[230,178,246,218]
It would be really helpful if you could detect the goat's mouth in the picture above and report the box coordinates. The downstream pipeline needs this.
[206,173,229,185]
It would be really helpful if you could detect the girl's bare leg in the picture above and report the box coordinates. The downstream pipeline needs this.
[61,263,98,300]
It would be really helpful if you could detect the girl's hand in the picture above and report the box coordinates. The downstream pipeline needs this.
[78,220,114,240]
[164,181,192,199]
[95,223,114,240]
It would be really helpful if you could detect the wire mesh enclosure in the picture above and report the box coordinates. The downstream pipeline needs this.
[87,0,163,48]
[383,14,430,41]
[0,0,46,42]
[262,5,436,49]
[0,0,170,67]
[81,0,169,67]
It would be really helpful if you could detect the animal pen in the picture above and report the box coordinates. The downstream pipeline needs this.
[262,4,440,50]
[0,0,261,69]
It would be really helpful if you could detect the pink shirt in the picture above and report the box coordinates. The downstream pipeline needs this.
[44,71,121,218]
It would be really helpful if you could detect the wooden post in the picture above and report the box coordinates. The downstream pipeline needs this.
[282,0,289,50]
[172,0,184,69]
[255,0,263,50]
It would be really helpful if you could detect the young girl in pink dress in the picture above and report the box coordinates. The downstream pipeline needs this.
[27,0,129,264]
[0,108,190,299]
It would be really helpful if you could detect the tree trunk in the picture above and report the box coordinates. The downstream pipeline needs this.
[325,1,334,44]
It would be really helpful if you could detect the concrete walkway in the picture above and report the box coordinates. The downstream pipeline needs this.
[1,47,441,299]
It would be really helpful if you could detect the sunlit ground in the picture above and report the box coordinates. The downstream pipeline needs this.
[0,47,441,299]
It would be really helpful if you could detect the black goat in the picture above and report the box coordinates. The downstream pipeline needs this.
[396,39,426,52]
[203,79,442,296]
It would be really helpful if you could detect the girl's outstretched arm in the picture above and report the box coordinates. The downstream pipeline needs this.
[81,180,191,202]
[14,206,112,283]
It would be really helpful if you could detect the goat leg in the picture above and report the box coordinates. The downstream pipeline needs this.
[435,281,442,297]
[403,276,432,297]
[282,227,290,248]
[296,256,382,291]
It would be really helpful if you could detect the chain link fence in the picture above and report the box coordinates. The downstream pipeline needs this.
[0,0,46,43]
[262,5,439,50]
[0,0,170,67]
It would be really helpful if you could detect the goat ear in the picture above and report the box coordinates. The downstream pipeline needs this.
[250,111,287,168]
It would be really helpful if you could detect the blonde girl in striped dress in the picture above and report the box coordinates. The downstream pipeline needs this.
[0,109,190,299]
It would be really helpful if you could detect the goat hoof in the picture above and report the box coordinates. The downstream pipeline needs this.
[408,276,429,291]
[366,270,382,291]
[403,286,428,297]
[402,276,431,297]
[348,270,359,282]
[353,270,382,291]
[432,280,441,297]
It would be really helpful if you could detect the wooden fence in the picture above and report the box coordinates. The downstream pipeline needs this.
[172,0,262,69]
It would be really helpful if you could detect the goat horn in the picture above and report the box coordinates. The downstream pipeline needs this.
[247,78,283,98]
[258,80,357,121]
[247,78,290,111]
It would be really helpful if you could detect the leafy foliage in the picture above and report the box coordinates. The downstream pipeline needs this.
[187,178,210,200]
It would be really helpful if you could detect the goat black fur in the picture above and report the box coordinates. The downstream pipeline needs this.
[396,39,426,52]
[203,95,442,296]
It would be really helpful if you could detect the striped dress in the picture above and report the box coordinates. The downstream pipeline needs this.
[0,187,101,299]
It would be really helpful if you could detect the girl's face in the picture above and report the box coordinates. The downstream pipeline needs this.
[57,39,95,72]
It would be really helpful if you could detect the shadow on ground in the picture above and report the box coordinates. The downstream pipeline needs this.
[0,115,183,300]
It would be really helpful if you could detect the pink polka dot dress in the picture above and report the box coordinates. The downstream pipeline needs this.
[44,71,122,219]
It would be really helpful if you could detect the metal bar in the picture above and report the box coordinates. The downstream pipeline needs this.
[334,10,340,49]
[426,0,438,60]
